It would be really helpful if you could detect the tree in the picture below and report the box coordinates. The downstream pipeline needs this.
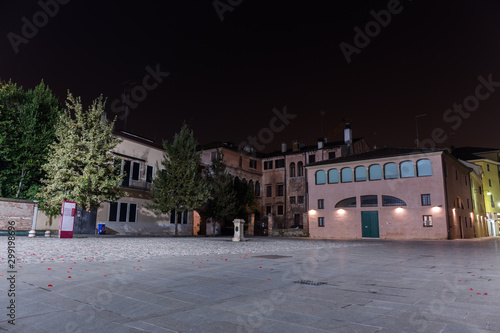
[37,93,122,216]
[149,124,210,236]
[203,149,237,235]
[0,80,62,199]
[233,177,255,219]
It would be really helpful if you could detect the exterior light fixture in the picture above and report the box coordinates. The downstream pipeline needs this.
[396,207,404,212]
[309,209,317,215]
[487,191,492,195]
[337,208,345,214]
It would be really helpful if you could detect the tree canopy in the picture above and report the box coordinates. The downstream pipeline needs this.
[149,123,210,235]
[38,93,122,215]
[0,80,62,199]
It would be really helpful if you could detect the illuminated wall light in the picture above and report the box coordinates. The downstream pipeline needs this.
[395,207,404,213]
[309,209,317,215]
[432,206,441,212]
[337,208,345,215]
[487,191,492,195]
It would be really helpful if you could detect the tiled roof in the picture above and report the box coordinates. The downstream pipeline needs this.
[306,147,444,167]
[450,147,500,161]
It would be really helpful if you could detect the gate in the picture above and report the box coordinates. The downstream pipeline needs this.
[74,207,97,234]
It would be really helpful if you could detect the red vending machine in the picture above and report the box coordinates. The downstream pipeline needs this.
[59,201,77,238]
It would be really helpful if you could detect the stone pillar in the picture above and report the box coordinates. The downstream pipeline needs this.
[232,219,246,242]
[247,213,255,236]
[268,215,274,236]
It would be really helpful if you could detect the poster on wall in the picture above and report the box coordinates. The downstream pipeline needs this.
[59,201,77,238]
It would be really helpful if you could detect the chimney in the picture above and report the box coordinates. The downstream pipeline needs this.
[292,140,299,152]
[281,142,287,153]
[317,138,325,150]
[344,123,352,145]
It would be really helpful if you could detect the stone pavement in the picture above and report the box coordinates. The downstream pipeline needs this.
[1,237,500,332]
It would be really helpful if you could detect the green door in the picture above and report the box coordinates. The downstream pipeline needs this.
[361,211,379,238]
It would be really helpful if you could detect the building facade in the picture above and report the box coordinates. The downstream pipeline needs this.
[306,148,483,240]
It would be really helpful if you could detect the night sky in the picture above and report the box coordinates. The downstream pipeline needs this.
[2,1,500,152]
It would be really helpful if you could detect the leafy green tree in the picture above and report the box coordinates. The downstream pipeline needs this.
[233,177,256,219]
[149,124,210,236]
[0,80,62,199]
[203,149,237,235]
[38,93,122,216]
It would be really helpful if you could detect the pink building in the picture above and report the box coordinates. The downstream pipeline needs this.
[306,148,480,240]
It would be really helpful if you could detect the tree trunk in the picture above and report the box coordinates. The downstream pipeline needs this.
[15,169,26,198]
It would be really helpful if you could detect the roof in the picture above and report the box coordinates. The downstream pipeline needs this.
[451,147,500,161]
[114,130,164,150]
[263,138,364,158]
[199,141,266,158]
[306,147,444,167]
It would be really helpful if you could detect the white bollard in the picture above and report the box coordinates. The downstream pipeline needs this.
[28,230,36,238]
[45,230,51,238]
[232,219,246,242]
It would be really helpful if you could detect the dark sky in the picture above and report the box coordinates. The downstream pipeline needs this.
[2,0,500,152]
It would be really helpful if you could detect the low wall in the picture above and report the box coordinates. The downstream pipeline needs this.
[270,228,307,237]
[101,221,193,236]
[0,198,35,230]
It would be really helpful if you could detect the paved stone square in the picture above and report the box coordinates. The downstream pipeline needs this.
[1,236,500,332]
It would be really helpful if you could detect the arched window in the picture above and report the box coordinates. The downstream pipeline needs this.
[369,164,382,180]
[335,197,357,208]
[255,181,261,197]
[328,169,339,184]
[315,170,326,185]
[239,157,242,168]
[248,180,254,194]
[297,162,304,177]
[382,195,407,206]
[355,166,367,182]
[341,167,353,183]
[417,159,432,177]
[290,162,296,178]
[400,161,415,178]
[384,163,398,179]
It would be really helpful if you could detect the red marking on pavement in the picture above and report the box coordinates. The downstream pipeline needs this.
[47,268,51,270]
[104,275,107,277]
[484,293,488,295]
[470,288,473,290]
[48,284,53,287]
[267,279,270,280]
[68,276,72,278]
[259,267,262,268]
[458,280,461,282]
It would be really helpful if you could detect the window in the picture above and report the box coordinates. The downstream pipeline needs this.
[335,197,356,208]
[417,159,432,177]
[290,162,296,177]
[491,195,495,208]
[298,196,304,204]
[361,195,378,207]
[382,195,407,206]
[487,164,490,172]
[266,185,272,197]
[277,205,284,215]
[456,170,458,180]
[341,168,353,183]
[266,206,272,215]
[318,199,324,209]
[489,179,492,187]
[264,161,273,170]
[421,194,431,206]
[355,166,367,182]
[384,163,398,179]
[297,162,304,177]
[308,155,316,164]
[132,161,141,181]
[146,165,154,183]
[423,215,433,227]
[249,159,257,169]
[255,181,261,197]
[239,157,243,168]
[479,186,482,195]
[318,217,325,227]
[369,164,382,180]
[210,151,217,161]
[328,152,336,159]
[467,198,470,209]
[109,202,137,222]
[465,176,467,186]
[290,196,296,204]
[170,210,188,224]
[316,170,326,185]
[328,169,339,184]
[400,161,415,178]
[276,184,284,196]
[275,159,285,169]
